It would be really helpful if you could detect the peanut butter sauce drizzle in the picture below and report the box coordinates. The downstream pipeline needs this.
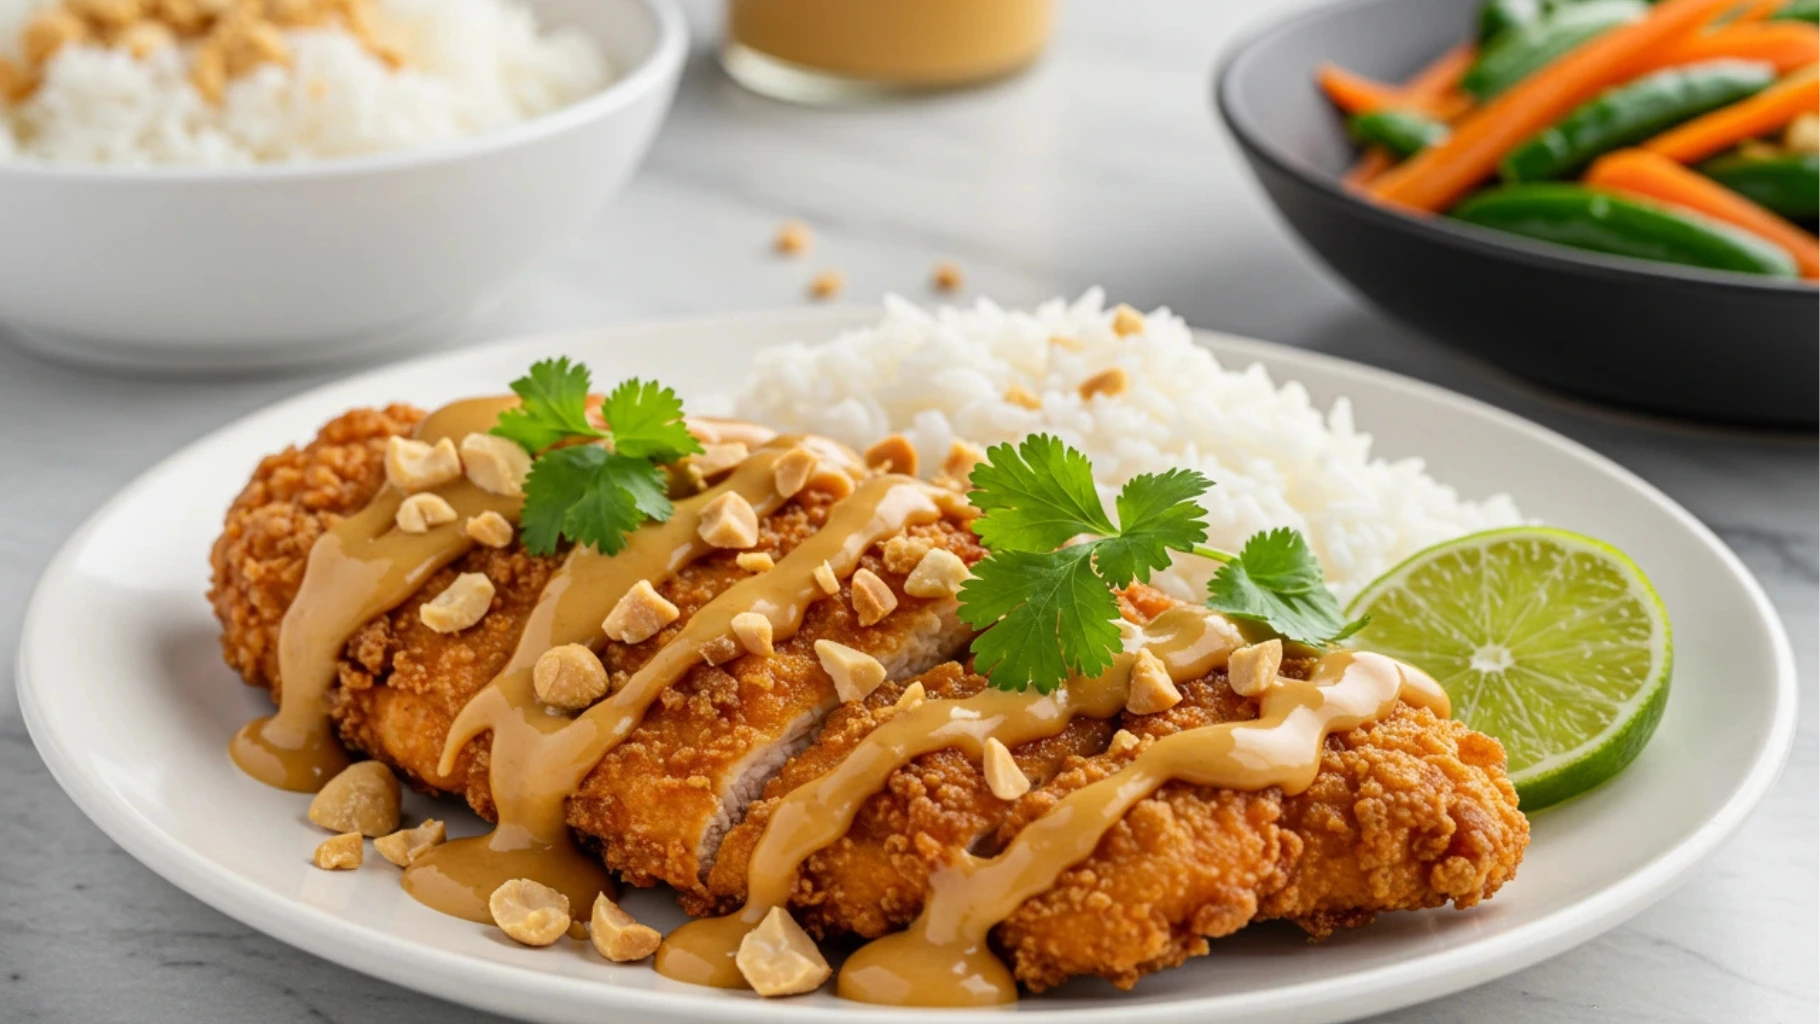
[837,652,1449,1007]
[654,605,1245,988]
[230,397,522,793]
[403,466,951,923]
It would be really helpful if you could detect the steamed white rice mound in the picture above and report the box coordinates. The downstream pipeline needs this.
[734,291,1525,604]
[0,0,609,166]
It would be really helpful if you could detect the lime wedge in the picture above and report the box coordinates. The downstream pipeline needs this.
[1346,527,1671,810]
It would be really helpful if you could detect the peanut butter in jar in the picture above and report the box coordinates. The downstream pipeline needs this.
[723,0,1053,102]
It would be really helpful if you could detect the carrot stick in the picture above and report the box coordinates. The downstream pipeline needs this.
[1371,0,1751,212]
[1643,64,1820,162]
[1405,42,1478,97]
[1318,64,1406,114]
[1727,0,1787,24]
[1645,22,1820,74]
[1586,147,1820,276]
[1318,44,1479,118]
[1345,147,1397,188]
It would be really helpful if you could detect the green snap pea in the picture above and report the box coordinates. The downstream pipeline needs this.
[1772,0,1818,24]
[1348,109,1452,159]
[1451,183,1799,276]
[1462,0,1649,100]
[1698,149,1820,219]
[1501,60,1776,181]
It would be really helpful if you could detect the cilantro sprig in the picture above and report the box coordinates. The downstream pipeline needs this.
[958,434,1365,692]
[490,358,701,556]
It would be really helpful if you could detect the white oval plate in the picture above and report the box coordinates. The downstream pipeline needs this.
[18,308,1795,1024]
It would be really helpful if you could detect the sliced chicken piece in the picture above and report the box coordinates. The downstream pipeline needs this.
[694,663,1117,934]
[572,514,987,898]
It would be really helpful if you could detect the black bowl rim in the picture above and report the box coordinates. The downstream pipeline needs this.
[1213,0,1819,298]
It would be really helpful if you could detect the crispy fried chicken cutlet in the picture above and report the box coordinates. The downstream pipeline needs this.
[211,406,984,900]
[704,584,1528,992]
[213,406,1526,1000]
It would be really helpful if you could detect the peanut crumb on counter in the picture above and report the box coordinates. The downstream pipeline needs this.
[774,220,812,256]
[931,261,964,292]
[808,270,845,301]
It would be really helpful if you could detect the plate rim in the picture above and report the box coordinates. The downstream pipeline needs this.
[17,306,1799,1024]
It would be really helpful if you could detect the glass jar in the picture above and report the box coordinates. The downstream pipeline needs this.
[723,0,1053,103]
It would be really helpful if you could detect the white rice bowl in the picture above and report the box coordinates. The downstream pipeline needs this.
[0,0,610,165]
[732,291,1525,604]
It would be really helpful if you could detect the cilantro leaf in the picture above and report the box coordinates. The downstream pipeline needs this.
[500,359,699,556]
[520,446,674,556]
[968,435,1116,552]
[491,357,606,453]
[600,378,702,462]
[1095,469,1211,587]
[960,439,1211,692]
[959,546,1123,694]
[1204,528,1367,646]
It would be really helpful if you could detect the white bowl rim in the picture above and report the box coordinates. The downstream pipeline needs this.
[0,0,688,184]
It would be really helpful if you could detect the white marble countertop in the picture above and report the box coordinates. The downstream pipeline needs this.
[1,1,1814,1021]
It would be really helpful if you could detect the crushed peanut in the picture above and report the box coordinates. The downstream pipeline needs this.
[736,906,830,997]
[685,442,750,482]
[736,551,775,573]
[1004,384,1042,410]
[489,879,571,947]
[904,548,970,599]
[312,832,363,870]
[811,560,840,596]
[419,572,495,634]
[808,270,845,301]
[1078,367,1130,400]
[533,644,610,711]
[731,612,775,657]
[849,568,898,626]
[895,681,926,710]
[816,640,886,702]
[773,445,818,498]
[774,220,812,256]
[6,0,400,104]
[460,433,532,497]
[1126,648,1182,714]
[602,579,680,645]
[591,894,661,963]
[930,261,964,293]
[942,441,986,482]
[863,434,918,476]
[1228,638,1284,698]
[308,761,400,837]
[1108,728,1141,755]
[374,819,446,868]
[1048,334,1084,351]
[982,736,1030,801]
[395,493,457,534]
[1111,303,1146,336]
[881,534,933,574]
[698,491,759,549]
[385,436,462,493]
[465,510,514,548]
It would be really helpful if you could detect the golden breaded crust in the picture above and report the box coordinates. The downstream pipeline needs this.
[208,404,424,697]
[697,662,1116,936]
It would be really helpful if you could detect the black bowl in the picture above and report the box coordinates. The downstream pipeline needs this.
[1215,0,1820,428]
